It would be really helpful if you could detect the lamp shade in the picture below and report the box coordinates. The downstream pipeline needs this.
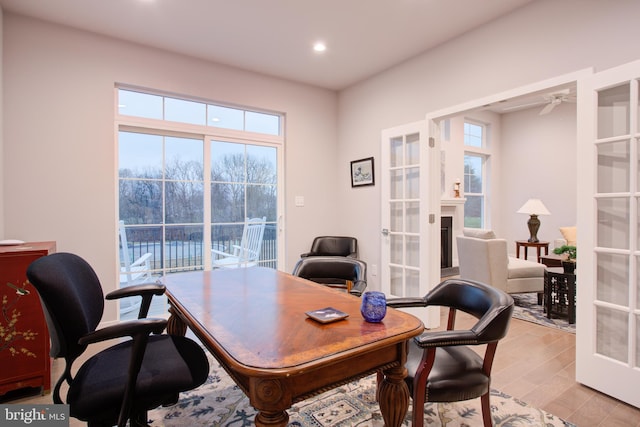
[517,199,550,216]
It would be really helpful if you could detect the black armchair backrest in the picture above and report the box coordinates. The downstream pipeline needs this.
[293,256,366,283]
[304,236,358,258]
[426,278,514,343]
[292,256,367,295]
[27,252,105,361]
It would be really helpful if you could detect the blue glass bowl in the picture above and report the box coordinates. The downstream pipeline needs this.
[360,291,387,323]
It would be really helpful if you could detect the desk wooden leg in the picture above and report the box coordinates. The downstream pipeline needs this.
[255,410,289,427]
[166,306,187,336]
[378,364,410,427]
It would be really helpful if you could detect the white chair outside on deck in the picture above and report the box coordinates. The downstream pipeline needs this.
[212,217,266,269]
[119,220,153,314]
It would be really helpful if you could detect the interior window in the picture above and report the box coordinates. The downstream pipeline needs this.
[463,120,489,228]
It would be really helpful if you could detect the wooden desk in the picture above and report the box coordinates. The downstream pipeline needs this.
[163,267,423,427]
[515,240,549,262]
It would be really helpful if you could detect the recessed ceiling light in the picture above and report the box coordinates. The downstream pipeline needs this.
[313,42,327,53]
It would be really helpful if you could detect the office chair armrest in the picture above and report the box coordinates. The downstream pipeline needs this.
[106,283,166,300]
[349,280,367,296]
[413,329,478,348]
[107,284,166,319]
[386,297,427,308]
[78,318,168,346]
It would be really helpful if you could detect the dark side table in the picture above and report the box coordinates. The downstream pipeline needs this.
[516,240,549,262]
[544,267,576,324]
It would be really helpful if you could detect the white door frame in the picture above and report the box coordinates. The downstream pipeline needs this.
[575,59,640,408]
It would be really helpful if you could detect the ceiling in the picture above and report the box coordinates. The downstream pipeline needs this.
[0,0,535,91]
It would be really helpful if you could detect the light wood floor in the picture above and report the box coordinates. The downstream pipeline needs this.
[448,309,640,427]
[3,308,640,426]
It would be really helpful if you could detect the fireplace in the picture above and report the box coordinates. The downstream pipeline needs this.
[441,216,453,269]
[441,198,464,277]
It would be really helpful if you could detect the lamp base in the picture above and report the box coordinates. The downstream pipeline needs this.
[527,214,540,243]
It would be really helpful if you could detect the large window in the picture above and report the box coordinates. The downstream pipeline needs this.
[117,88,283,291]
[463,121,489,228]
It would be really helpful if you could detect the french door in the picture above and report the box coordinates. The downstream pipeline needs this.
[380,121,440,327]
[576,59,640,407]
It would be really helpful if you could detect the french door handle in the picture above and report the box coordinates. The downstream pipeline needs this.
[381,228,389,236]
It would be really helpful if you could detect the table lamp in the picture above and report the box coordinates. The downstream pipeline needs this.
[517,198,550,243]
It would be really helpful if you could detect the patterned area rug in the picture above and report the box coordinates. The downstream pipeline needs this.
[149,357,575,426]
[511,293,575,334]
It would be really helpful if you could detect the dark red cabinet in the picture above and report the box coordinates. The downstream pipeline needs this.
[0,241,55,397]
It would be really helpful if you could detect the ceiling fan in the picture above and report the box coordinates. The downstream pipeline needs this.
[538,88,574,115]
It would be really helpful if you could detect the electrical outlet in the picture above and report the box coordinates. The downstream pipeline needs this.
[371,264,377,276]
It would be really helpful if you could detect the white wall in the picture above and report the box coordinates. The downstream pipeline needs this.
[2,13,339,321]
[338,0,640,290]
[500,102,577,251]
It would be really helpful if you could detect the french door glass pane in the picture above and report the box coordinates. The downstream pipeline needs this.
[405,133,420,165]
[596,252,629,306]
[597,140,630,193]
[406,235,419,267]
[119,180,162,224]
[390,235,402,264]
[636,314,640,368]
[119,132,162,179]
[390,170,402,199]
[390,202,403,233]
[597,198,629,249]
[597,84,630,139]
[211,183,245,223]
[637,256,640,308]
[406,167,419,199]
[165,181,204,223]
[390,266,403,295]
[596,306,628,362]
[164,225,203,270]
[406,269,420,297]
[406,202,419,233]
[210,140,277,267]
[390,137,403,167]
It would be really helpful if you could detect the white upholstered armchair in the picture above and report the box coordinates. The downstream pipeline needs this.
[456,228,545,302]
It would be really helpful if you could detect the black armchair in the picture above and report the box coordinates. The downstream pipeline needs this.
[300,236,358,258]
[383,279,514,427]
[292,256,367,296]
[26,253,210,427]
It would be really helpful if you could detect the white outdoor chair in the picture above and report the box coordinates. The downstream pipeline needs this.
[212,217,266,269]
[119,220,153,314]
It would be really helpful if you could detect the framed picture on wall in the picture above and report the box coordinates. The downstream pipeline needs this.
[350,157,375,187]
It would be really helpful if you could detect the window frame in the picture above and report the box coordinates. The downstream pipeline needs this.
[462,119,490,229]
[115,86,285,279]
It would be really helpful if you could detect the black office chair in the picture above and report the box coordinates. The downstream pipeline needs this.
[26,252,210,427]
[300,236,358,258]
[292,256,367,296]
[383,279,514,427]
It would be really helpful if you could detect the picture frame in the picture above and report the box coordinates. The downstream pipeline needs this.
[350,157,375,187]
